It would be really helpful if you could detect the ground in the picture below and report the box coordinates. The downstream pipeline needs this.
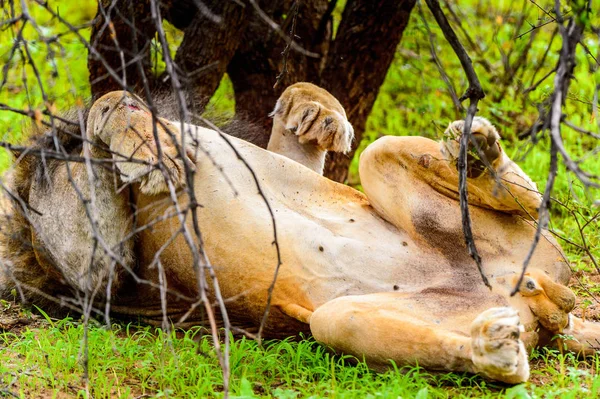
[1,300,600,398]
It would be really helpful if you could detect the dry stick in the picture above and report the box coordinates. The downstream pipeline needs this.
[86,0,129,336]
[190,0,223,24]
[511,2,587,296]
[441,0,492,73]
[516,18,558,40]
[193,115,283,346]
[18,5,122,385]
[247,0,318,58]
[511,144,557,296]
[523,67,557,96]
[525,27,558,92]
[572,211,600,274]
[0,16,26,91]
[424,0,489,288]
[563,119,600,140]
[418,2,464,114]
[144,2,236,395]
[273,0,301,89]
[494,17,538,102]
[545,23,599,188]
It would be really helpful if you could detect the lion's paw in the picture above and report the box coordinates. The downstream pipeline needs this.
[88,92,195,195]
[271,83,354,153]
[471,307,530,384]
[442,117,502,177]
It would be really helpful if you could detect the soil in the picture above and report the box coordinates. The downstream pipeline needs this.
[0,299,47,334]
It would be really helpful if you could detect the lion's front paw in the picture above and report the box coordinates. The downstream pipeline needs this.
[442,117,502,177]
[271,83,354,153]
[471,307,530,384]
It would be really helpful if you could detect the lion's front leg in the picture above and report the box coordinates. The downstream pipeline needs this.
[511,270,600,356]
[310,294,529,384]
[268,82,354,174]
[359,118,543,229]
[88,92,195,195]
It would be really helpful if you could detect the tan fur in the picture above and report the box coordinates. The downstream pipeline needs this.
[267,83,353,174]
[2,83,599,384]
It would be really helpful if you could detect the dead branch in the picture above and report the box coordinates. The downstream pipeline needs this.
[511,0,592,296]
[424,0,489,288]
[418,2,464,114]
[273,0,302,89]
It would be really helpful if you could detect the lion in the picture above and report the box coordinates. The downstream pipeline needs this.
[1,83,599,384]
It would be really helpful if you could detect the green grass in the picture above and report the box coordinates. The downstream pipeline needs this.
[2,309,600,398]
[1,0,600,398]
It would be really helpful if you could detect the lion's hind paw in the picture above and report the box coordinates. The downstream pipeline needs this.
[471,307,530,384]
[271,83,354,153]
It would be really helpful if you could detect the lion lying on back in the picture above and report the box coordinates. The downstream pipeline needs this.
[1,83,599,384]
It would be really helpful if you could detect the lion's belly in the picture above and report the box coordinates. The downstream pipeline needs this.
[134,177,467,331]
[131,127,566,334]
[132,129,489,329]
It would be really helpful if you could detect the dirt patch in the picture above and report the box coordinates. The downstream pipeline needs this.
[570,272,600,321]
[0,300,48,334]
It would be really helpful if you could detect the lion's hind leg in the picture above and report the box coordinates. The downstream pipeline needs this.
[561,315,600,356]
[310,293,529,384]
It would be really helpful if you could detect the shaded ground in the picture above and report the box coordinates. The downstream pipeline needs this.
[0,300,45,334]
[571,273,600,321]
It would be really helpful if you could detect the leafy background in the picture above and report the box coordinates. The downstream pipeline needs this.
[1,0,600,397]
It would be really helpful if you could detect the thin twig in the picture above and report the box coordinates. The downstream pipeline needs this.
[425,0,489,288]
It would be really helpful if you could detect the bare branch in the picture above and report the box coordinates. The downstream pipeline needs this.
[424,0,488,288]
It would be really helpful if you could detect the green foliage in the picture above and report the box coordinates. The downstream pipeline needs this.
[1,0,600,397]
[0,1,95,170]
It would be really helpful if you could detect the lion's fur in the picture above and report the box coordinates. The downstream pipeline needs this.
[0,108,87,311]
[0,95,265,313]
[1,83,599,384]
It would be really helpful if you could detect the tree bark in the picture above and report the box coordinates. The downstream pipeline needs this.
[166,0,250,116]
[88,0,156,99]
[227,0,330,148]
[320,0,417,182]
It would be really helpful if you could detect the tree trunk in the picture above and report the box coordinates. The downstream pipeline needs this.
[320,0,417,182]
[166,0,250,117]
[88,0,156,99]
[227,0,330,148]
